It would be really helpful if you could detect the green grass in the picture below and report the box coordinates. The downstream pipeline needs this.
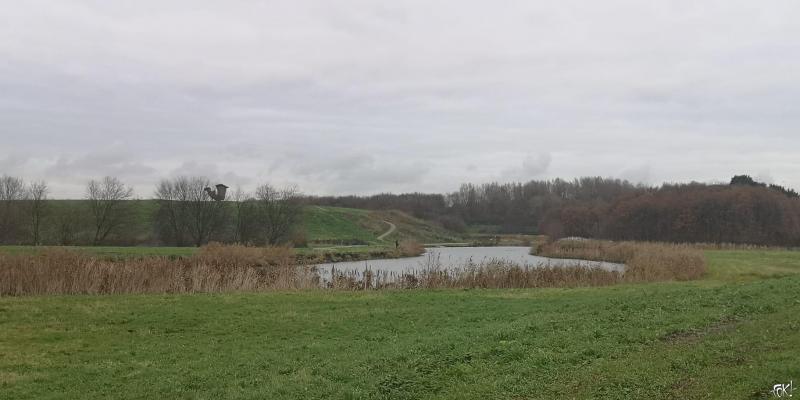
[303,206,461,245]
[0,245,198,258]
[304,206,378,244]
[705,249,800,281]
[1,250,799,399]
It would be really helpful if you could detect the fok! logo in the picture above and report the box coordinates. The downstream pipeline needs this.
[772,381,793,398]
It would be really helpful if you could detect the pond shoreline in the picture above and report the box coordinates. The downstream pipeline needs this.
[315,246,625,278]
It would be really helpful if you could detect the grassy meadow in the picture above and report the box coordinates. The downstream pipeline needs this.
[1,249,799,399]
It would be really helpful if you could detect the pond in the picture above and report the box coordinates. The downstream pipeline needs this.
[316,246,625,278]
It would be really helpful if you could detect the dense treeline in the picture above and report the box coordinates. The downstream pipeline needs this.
[306,177,645,233]
[601,183,800,245]
[306,175,800,246]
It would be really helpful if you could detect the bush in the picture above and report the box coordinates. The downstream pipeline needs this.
[396,240,425,257]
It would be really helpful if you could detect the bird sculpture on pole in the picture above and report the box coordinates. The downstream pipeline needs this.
[204,184,229,201]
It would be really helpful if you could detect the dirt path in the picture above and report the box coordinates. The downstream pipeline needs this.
[377,221,397,241]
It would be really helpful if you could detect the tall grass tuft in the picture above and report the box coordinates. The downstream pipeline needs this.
[534,239,706,282]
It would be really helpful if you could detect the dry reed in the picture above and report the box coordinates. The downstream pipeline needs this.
[0,245,317,296]
[1,239,707,296]
[395,240,425,257]
[327,262,622,290]
[535,239,706,282]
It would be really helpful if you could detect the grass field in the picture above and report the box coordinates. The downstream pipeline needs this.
[1,250,799,399]
[0,245,198,258]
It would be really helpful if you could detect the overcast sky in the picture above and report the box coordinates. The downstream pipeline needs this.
[1,1,799,198]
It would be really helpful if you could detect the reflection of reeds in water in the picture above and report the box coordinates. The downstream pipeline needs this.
[325,253,622,290]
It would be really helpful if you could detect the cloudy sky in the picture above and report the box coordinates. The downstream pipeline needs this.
[1,1,799,198]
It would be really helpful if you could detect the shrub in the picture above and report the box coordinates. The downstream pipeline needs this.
[396,240,425,257]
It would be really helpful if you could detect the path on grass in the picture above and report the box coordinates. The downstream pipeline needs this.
[377,221,397,241]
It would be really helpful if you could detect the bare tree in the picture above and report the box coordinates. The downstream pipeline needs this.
[154,176,227,246]
[86,176,134,245]
[53,202,85,245]
[231,187,258,244]
[255,184,302,245]
[154,177,192,246]
[0,175,26,244]
[25,181,48,245]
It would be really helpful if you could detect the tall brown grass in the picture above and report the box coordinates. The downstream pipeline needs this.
[535,239,706,282]
[0,245,317,296]
[1,240,707,296]
[327,261,622,290]
[395,240,425,257]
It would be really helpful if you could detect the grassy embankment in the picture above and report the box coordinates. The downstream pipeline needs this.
[0,206,461,262]
[1,249,799,399]
[299,206,459,261]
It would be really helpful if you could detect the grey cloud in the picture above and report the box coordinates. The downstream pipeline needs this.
[45,151,156,180]
[0,154,31,175]
[619,164,652,185]
[168,161,253,188]
[521,153,552,177]
[1,1,800,197]
[500,153,551,181]
[285,152,431,194]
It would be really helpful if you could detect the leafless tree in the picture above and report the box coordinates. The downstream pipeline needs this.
[0,175,26,244]
[230,187,258,244]
[255,184,302,245]
[154,177,192,246]
[52,201,86,246]
[155,176,227,246]
[25,181,48,245]
[86,176,134,245]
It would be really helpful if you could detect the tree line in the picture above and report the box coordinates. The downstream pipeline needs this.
[0,175,302,247]
[3,173,798,247]
[306,175,800,246]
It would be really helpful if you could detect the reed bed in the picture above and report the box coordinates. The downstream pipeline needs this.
[327,261,622,290]
[0,245,317,296]
[535,239,706,282]
[1,240,706,296]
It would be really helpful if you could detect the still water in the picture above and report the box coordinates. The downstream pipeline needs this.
[316,246,625,275]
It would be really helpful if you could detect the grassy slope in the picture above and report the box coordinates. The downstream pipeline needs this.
[304,206,460,245]
[0,205,460,258]
[304,206,378,244]
[1,250,799,399]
